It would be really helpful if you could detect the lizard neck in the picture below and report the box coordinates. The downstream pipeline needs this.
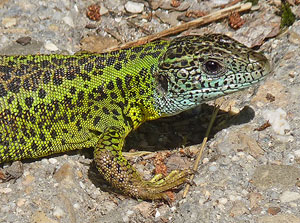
[83,42,171,126]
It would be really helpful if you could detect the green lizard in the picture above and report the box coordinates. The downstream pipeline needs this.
[0,34,270,200]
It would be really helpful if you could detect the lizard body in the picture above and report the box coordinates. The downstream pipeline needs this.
[0,34,270,200]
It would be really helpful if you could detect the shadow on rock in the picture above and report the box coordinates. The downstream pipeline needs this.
[88,104,255,194]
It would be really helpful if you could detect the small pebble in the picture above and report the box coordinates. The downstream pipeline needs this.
[229,195,240,201]
[286,154,295,164]
[48,158,58,164]
[251,5,260,11]
[44,41,59,51]
[17,198,26,207]
[62,16,74,27]
[229,201,248,217]
[99,5,109,15]
[117,5,125,12]
[199,198,206,205]
[74,4,79,12]
[53,206,65,218]
[202,157,209,164]
[79,181,85,189]
[73,203,80,209]
[1,205,10,213]
[217,203,225,210]
[48,24,59,32]
[247,155,255,161]
[273,0,281,6]
[294,149,300,158]
[289,31,300,45]
[115,17,122,22]
[280,191,300,203]
[53,163,75,185]
[122,215,129,222]
[263,108,290,135]
[76,170,83,178]
[231,155,239,161]
[0,188,12,194]
[211,0,230,5]
[2,17,17,28]
[125,1,144,13]
[237,152,245,157]
[155,209,161,218]
[22,175,35,186]
[19,2,35,11]
[123,210,134,222]
[204,190,211,198]
[127,210,134,216]
[249,192,262,209]
[241,190,248,196]
[219,197,228,204]
[208,164,218,172]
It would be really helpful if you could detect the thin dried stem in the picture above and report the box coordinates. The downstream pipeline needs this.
[106,3,252,51]
[182,104,220,198]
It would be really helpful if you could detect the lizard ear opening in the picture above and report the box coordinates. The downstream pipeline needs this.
[155,74,168,94]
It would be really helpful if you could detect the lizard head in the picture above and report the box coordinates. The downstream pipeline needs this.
[154,34,270,116]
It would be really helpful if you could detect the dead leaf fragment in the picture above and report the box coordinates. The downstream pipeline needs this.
[86,4,101,21]
[229,201,249,217]
[266,93,275,102]
[154,152,170,176]
[80,35,118,53]
[185,10,207,18]
[254,121,271,131]
[249,192,262,209]
[159,1,190,11]
[171,0,181,7]
[238,133,264,157]
[134,202,153,218]
[267,207,281,215]
[229,12,245,29]
[16,36,32,46]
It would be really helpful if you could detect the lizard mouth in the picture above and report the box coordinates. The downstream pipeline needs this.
[172,74,267,104]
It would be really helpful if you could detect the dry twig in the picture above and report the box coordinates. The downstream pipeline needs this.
[182,105,220,198]
[107,2,252,51]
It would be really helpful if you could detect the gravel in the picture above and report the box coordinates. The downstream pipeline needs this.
[1,0,300,223]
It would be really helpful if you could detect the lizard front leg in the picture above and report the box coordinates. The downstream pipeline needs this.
[94,126,193,200]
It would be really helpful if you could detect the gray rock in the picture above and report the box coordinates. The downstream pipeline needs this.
[258,214,300,223]
[279,191,300,203]
[251,165,300,189]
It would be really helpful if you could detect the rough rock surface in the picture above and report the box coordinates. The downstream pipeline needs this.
[0,0,300,222]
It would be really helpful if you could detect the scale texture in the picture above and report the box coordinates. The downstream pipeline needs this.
[0,34,270,200]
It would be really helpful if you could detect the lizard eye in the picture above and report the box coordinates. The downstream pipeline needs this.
[203,60,224,75]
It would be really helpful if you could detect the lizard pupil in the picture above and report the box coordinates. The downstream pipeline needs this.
[204,60,222,74]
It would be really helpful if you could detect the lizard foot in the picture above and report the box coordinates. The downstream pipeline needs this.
[135,169,194,200]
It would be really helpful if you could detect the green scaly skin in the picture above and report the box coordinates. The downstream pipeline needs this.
[0,34,270,200]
